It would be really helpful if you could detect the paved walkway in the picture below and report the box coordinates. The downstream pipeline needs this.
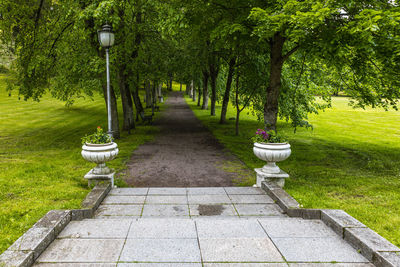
[34,187,373,266]
[123,91,252,187]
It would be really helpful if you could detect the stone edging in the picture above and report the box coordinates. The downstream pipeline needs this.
[261,181,400,267]
[0,183,111,267]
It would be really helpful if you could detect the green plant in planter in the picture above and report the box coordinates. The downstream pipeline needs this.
[251,129,287,144]
[81,126,113,144]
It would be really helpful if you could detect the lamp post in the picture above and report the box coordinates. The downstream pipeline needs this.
[98,24,115,137]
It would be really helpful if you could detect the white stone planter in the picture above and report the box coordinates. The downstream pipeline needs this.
[81,142,119,175]
[253,142,291,173]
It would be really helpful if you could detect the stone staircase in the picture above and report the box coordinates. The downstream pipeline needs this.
[33,187,373,266]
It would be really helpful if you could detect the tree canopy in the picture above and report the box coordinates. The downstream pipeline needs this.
[1,0,399,135]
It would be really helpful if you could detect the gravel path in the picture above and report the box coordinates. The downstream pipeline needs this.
[124,91,252,187]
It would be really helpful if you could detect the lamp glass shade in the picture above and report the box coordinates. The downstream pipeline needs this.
[98,25,115,48]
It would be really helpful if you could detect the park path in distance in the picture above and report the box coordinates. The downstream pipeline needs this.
[123,91,252,187]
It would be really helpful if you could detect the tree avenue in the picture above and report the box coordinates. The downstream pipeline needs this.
[0,0,399,134]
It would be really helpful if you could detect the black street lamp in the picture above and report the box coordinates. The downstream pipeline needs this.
[98,24,115,137]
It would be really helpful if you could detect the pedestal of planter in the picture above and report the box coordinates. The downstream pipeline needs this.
[255,168,289,188]
[84,169,115,187]
[253,142,291,188]
[81,142,118,188]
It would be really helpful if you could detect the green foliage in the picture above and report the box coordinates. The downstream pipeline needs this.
[250,1,335,42]
[251,129,287,144]
[81,126,113,144]
[1,0,399,131]
[249,0,400,128]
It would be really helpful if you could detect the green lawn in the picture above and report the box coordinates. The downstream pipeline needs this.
[0,74,161,253]
[185,95,400,247]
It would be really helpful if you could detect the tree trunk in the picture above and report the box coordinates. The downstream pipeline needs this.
[209,60,219,116]
[153,81,157,101]
[190,80,194,98]
[102,83,120,139]
[130,4,142,122]
[197,80,201,106]
[167,73,173,91]
[235,107,240,136]
[235,73,240,136]
[220,57,236,124]
[132,71,144,121]
[186,83,190,96]
[264,33,285,132]
[145,80,152,108]
[118,66,135,131]
[158,83,163,102]
[151,81,156,115]
[202,70,209,110]
[180,83,182,91]
[192,82,196,102]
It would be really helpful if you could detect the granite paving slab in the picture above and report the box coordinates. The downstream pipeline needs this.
[199,238,284,262]
[272,236,369,262]
[119,238,201,262]
[145,195,188,204]
[204,264,289,267]
[110,188,149,195]
[189,204,238,216]
[35,264,117,266]
[142,204,189,217]
[148,187,187,195]
[58,219,132,239]
[95,216,140,219]
[95,205,142,216]
[188,194,231,204]
[118,263,202,267]
[187,187,227,195]
[289,264,374,267]
[196,219,267,238]
[258,218,337,238]
[229,194,274,204]
[225,187,264,195]
[102,195,146,204]
[234,204,284,216]
[128,218,197,239]
[36,239,124,263]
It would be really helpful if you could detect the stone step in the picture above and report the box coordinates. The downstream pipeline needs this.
[34,217,371,266]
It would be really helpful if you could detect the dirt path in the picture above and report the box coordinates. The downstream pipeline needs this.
[124,91,252,187]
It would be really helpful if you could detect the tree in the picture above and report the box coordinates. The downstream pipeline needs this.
[250,0,400,131]
[1,0,399,135]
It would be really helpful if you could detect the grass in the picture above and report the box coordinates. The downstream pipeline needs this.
[185,95,400,247]
[0,74,163,253]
